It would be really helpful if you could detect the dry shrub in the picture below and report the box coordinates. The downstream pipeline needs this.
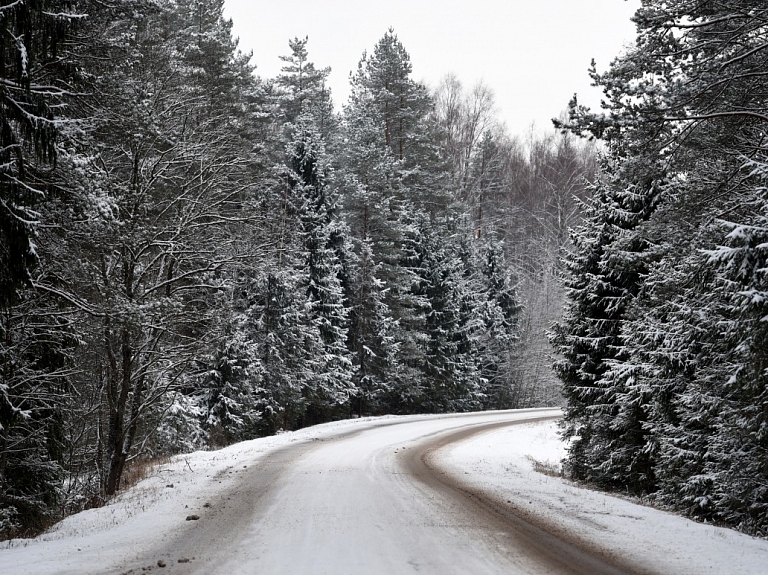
[120,455,172,491]
[525,455,562,477]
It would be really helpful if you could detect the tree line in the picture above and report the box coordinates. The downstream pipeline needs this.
[553,0,768,537]
[0,0,595,537]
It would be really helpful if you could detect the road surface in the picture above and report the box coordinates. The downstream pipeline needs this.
[115,408,636,575]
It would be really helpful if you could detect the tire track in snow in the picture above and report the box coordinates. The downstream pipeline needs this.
[404,416,648,575]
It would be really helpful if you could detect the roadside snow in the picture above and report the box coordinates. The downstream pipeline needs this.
[4,413,768,575]
[0,415,402,575]
[437,420,768,575]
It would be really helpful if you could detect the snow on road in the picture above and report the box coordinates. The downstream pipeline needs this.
[437,421,768,575]
[2,409,768,574]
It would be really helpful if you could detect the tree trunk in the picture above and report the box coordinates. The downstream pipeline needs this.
[105,325,133,496]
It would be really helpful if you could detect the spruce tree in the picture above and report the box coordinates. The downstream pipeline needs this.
[406,215,479,412]
[349,235,400,415]
[247,270,319,433]
[201,314,262,445]
[288,111,353,424]
[554,0,768,527]
[703,157,768,531]
[477,235,521,409]
[551,163,662,489]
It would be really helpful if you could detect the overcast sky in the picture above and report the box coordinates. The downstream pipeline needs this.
[223,0,640,136]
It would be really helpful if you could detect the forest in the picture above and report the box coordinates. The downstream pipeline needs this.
[0,0,594,537]
[553,0,768,538]
[6,0,766,543]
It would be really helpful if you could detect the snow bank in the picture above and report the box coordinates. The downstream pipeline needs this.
[5,413,768,575]
[0,415,400,575]
[437,420,768,575]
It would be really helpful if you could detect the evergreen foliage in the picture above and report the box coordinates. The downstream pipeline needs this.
[476,236,520,408]
[0,0,83,537]
[553,0,768,535]
[0,16,537,538]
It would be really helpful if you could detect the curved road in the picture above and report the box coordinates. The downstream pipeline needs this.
[117,409,638,575]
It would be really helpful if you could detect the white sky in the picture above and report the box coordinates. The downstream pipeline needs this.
[223,0,640,136]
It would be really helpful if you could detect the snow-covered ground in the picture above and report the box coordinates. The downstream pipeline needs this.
[2,410,768,574]
[0,414,410,574]
[437,420,768,575]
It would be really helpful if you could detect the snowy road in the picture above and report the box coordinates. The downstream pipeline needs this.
[128,408,595,575]
[4,409,768,574]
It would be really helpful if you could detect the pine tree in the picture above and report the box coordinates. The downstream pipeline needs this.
[345,28,450,214]
[275,37,335,137]
[350,29,428,162]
